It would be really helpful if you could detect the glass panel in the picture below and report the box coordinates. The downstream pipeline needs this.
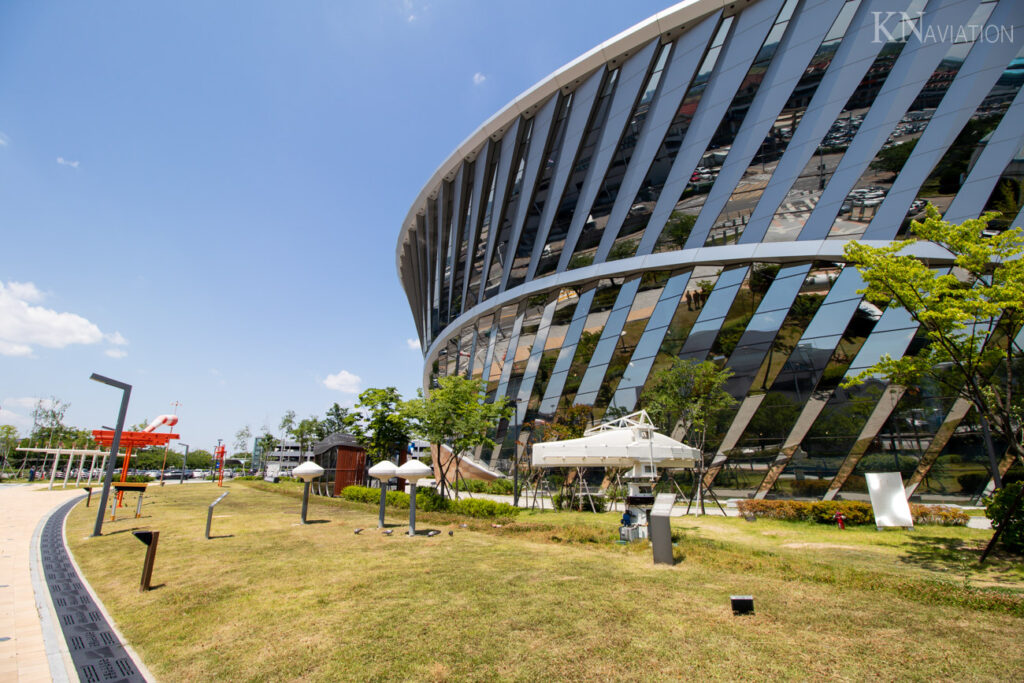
[535,68,621,277]
[465,142,501,311]
[826,0,998,240]
[762,0,927,242]
[484,118,536,299]
[537,287,598,416]
[566,43,673,270]
[703,1,862,246]
[558,278,625,408]
[469,313,494,380]
[506,94,574,290]
[486,303,520,397]
[449,161,475,317]
[841,378,959,495]
[616,17,734,257]
[653,0,801,250]
[438,181,456,328]
[571,278,643,404]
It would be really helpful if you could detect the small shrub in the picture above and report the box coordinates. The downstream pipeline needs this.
[983,481,1024,554]
[737,499,874,525]
[340,485,380,505]
[910,504,968,526]
[124,474,153,483]
[449,498,519,518]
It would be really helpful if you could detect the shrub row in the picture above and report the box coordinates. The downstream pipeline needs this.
[339,485,519,519]
[737,499,875,525]
[736,499,968,526]
[454,478,514,495]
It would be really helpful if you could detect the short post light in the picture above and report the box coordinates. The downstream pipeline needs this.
[367,460,398,528]
[396,458,432,536]
[292,461,324,524]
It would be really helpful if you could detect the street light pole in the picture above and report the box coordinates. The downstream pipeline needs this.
[89,373,132,537]
[513,399,523,508]
[179,443,190,484]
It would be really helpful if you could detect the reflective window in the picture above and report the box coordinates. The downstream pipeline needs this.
[465,142,500,311]
[762,0,927,242]
[449,161,475,317]
[566,43,673,270]
[469,313,494,380]
[832,0,1000,241]
[649,0,800,250]
[506,94,574,290]
[484,118,536,299]
[703,1,861,246]
[557,278,625,409]
[535,68,621,276]
[617,17,734,257]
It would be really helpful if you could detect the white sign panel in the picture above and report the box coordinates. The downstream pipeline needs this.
[865,472,914,528]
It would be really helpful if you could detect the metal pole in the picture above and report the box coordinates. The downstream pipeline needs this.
[513,400,522,508]
[408,483,418,536]
[206,491,229,539]
[91,373,132,537]
[75,453,85,487]
[301,480,311,524]
[180,444,190,485]
[378,484,387,528]
[62,452,72,488]
[48,451,60,490]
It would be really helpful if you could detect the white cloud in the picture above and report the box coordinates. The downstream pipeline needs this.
[105,331,128,346]
[56,156,79,168]
[105,348,127,359]
[0,132,8,147]
[0,280,110,356]
[472,72,487,85]
[406,338,421,351]
[323,369,361,393]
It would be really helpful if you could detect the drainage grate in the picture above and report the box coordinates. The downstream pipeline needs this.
[40,497,145,682]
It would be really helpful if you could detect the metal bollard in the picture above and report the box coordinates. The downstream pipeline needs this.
[132,530,159,591]
[135,492,145,519]
[206,491,229,539]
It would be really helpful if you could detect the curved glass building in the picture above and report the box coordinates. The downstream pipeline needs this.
[397,0,1024,501]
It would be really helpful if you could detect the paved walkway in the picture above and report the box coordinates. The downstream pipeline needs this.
[0,484,83,681]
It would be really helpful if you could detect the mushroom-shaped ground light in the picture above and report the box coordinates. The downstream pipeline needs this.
[292,461,324,524]
[367,460,399,528]
[396,459,433,536]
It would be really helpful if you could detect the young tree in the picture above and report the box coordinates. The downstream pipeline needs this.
[234,425,253,456]
[321,402,357,438]
[843,206,1024,556]
[640,358,736,451]
[292,417,322,454]
[353,387,412,465]
[402,376,512,500]
[843,206,1024,477]
[279,410,296,447]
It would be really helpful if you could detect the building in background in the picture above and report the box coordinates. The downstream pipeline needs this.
[397,0,1024,501]
[264,440,312,479]
[311,432,367,496]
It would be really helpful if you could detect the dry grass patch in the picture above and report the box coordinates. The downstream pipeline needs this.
[65,482,1023,681]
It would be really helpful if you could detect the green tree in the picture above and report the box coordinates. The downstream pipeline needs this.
[31,397,70,445]
[321,402,358,438]
[640,358,736,451]
[663,211,696,249]
[234,425,253,456]
[279,410,296,447]
[870,138,918,177]
[843,205,1024,475]
[402,376,512,500]
[353,387,413,465]
[1,425,19,472]
[292,417,322,454]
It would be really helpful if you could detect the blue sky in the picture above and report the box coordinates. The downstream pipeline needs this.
[0,0,674,451]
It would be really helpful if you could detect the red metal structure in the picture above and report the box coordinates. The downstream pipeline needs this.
[215,444,227,486]
[92,417,179,506]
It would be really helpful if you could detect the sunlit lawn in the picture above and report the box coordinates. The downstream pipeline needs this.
[66,481,1023,681]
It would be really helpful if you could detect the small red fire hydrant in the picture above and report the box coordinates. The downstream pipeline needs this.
[834,512,846,530]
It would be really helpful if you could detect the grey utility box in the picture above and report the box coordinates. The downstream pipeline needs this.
[650,493,676,565]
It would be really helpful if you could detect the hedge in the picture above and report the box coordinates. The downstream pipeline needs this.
[736,499,968,526]
[339,485,519,519]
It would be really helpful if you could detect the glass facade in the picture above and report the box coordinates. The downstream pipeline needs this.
[399,0,1024,501]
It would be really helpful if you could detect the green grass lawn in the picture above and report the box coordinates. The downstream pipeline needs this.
[66,482,1023,681]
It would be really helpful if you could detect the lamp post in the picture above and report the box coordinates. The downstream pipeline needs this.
[396,459,432,536]
[89,373,132,537]
[179,443,190,485]
[512,399,523,508]
[292,461,324,524]
[367,460,398,528]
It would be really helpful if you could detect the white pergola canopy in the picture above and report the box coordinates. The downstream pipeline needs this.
[531,410,699,469]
